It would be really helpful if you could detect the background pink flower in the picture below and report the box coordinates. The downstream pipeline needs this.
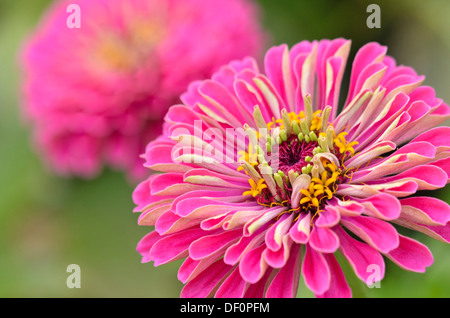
[20,0,267,180]
[134,39,450,298]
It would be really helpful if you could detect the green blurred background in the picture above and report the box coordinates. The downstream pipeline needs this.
[0,0,449,297]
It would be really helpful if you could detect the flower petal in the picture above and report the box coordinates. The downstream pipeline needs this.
[386,235,434,273]
[239,243,269,284]
[316,253,352,298]
[215,267,248,298]
[356,193,401,220]
[309,226,340,253]
[180,260,232,298]
[289,212,311,244]
[340,215,399,253]
[335,225,385,283]
[189,229,242,260]
[265,243,302,298]
[302,244,331,295]
[400,197,450,226]
[149,227,209,266]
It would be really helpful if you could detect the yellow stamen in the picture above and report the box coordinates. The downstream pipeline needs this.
[243,178,267,197]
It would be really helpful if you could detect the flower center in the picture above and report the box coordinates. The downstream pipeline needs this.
[239,96,358,216]
[93,19,165,73]
[277,135,317,175]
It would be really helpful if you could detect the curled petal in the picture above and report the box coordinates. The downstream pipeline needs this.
[386,235,434,273]
[264,235,293,268]
[400,197,450,226]
[340,215,399,253]
[136,231,161,263]
[316,253,352,298]
[289,212,311,244]
[302,244,331,295]
[149,227,209,266]
[215,267,248,298]
[189,229,242,260]
[266,243,302,298]
[265,213,294,251]
[356,193,401,220]
[309,226,340,254]
[181,260,233,298]
[367,165,447,191]
[315,206,341,227]
[239,244,269,284]
[335,225,385,283]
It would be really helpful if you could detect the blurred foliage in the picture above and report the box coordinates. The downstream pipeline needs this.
[0,0,449,297]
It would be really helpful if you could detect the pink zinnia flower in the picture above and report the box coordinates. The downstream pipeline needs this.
[134,39,450,297]
[21,0,266,180]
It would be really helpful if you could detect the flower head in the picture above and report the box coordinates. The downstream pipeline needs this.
[134,39,450,297]
[21,0,266,180]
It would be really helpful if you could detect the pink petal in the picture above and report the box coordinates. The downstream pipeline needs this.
[198,80,246,127]
[265,213,293,251]
[357,193,401,220]
[351,141,436,183]
[394,220,450,244]
[234,78,272,123]
[430,157,450,181]
[264,44,295,110]
[133,176,173,212]
[189,229,241,260]
[239,243,269,284]
[309,226,340,253]
[215,267,248,298]
[243,206,287,236]
[178,253,222,284]
[253,74,284,119]
[150,173,184,195]
[368,165,447,191]
[243,268,275,298]
[346,42,387,104]
[149,227,208,266]
[178,257,200,284]
[180,260,232,298]
[291,41,317,112]
[136,231,161,263]
[381,180,418,197]
[223,229,266,265]
[264,235,293,268]
[386,235,434,273]
[154,210,202,235]
[412,126,450,152]
[184,168,249,188]
[266,243,302,298]
[144,143,192,173]
[315,207,341,227]
[200,213,233,230]
[302,244,331,295]
[335,225,385,283]
[138,203,171,226]
[340,215,399,253]
[316,38,351,116]
[327,198,364,217]
[316,253,352,298]
[289,212,311,244]
[400,197,450,226]
[175,198,253,218]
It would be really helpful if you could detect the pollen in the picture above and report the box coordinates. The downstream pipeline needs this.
[238,143,258,172]
[243,178,267,197]
[333,132,359,156]
[300,161,340,207]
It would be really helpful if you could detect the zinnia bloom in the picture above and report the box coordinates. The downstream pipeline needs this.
[134,38,450,297]
[21,0,266,179]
